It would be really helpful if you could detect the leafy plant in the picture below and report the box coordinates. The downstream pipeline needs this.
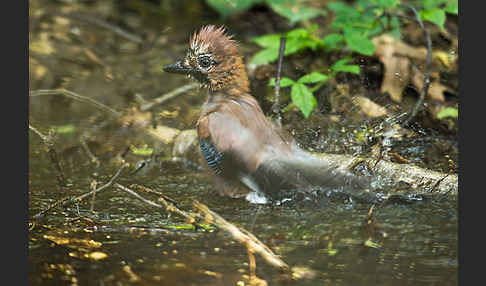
[250,25,323,66]
[205,0,325,24]
[269,72,325,118]
[241,0,458,65]
[324,0,457,54]
[249,0,402,67]
[269,59,359,118]
[253,0,457,118]
[326,0,403,54]
[207,0,458,118]
[415,0,458,30]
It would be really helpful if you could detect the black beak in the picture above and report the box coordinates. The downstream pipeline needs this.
[163,59,191,74]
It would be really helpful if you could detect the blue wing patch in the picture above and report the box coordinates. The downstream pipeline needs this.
[199,139,224,174]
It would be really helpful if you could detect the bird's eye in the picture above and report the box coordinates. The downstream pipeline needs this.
[198,56,212,69]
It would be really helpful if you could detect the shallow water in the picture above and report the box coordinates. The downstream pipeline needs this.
[29,143,457,285]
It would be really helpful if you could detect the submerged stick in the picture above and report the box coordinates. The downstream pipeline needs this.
[89,180,98,213]
[115,183,166,209]
[32,162,128,219]
[114,184,199,226]
[80,138,100,166]
[29,124,67,188]
[112,185,294,278]
[139,83,199,111]
[110,184,290,272]
[127,184,179,207]
[56,12,143,44]
[72,162,128,201]
[272,37,286,128]
[29,89,121,117]
[193,200,290,272]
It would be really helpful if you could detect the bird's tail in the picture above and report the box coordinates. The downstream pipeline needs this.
[253,145,377,202]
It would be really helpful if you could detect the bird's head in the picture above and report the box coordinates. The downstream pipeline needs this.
[163,25,249,94]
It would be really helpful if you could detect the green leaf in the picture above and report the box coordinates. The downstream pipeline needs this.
[284,37,310,55]
[387,15,401,39]
[250,47,280,66]
[364,238,381,249]
[130,145,154,156]
[332,64,360,74]
[331,58,360,74]
[286,28,310,38]
[344,31,375,55]
[327,2,360,30]
[423,0,445,10]
[206,0,263,18]
[444,0,458,14]
[389,15,401,29]
[420,8,446,29]
[374,0,399,8]
[51,124,75,134]
[266,0,324,25]
[284,27,321,55]
[298,72,329,84]
[269,77,295,87]
[322,33,344,50]
[327,2,354,14]
[252,34,281,48]
[437,107,458,119]
[332,58,351,66]
[251,26,323,66]
[291,83,317,118]
[284,37,305,55]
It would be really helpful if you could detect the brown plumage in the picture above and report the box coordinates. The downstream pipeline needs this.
[164,25,371,203]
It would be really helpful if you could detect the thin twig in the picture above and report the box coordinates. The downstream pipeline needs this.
[122,265,142,282]
[248,248,256,278]
[80,138,100,166]
[429,173,450,193]
[56,12,143,44]
[139,83,199,111]
[115,183,194,221]
[89,180,98,213]
[399,4,432,126]
[115,183,165,209]
[32,162,128,219]
[249,205,262,232]
[272,37,286,128]
[128,184,178,206]
[29,89,121,117]
[29,124,67,188]
[72,162,128,202]
[28,124,49,142]
[31,197,71,220]
[193,200,290,272]
[115,184,209,230]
